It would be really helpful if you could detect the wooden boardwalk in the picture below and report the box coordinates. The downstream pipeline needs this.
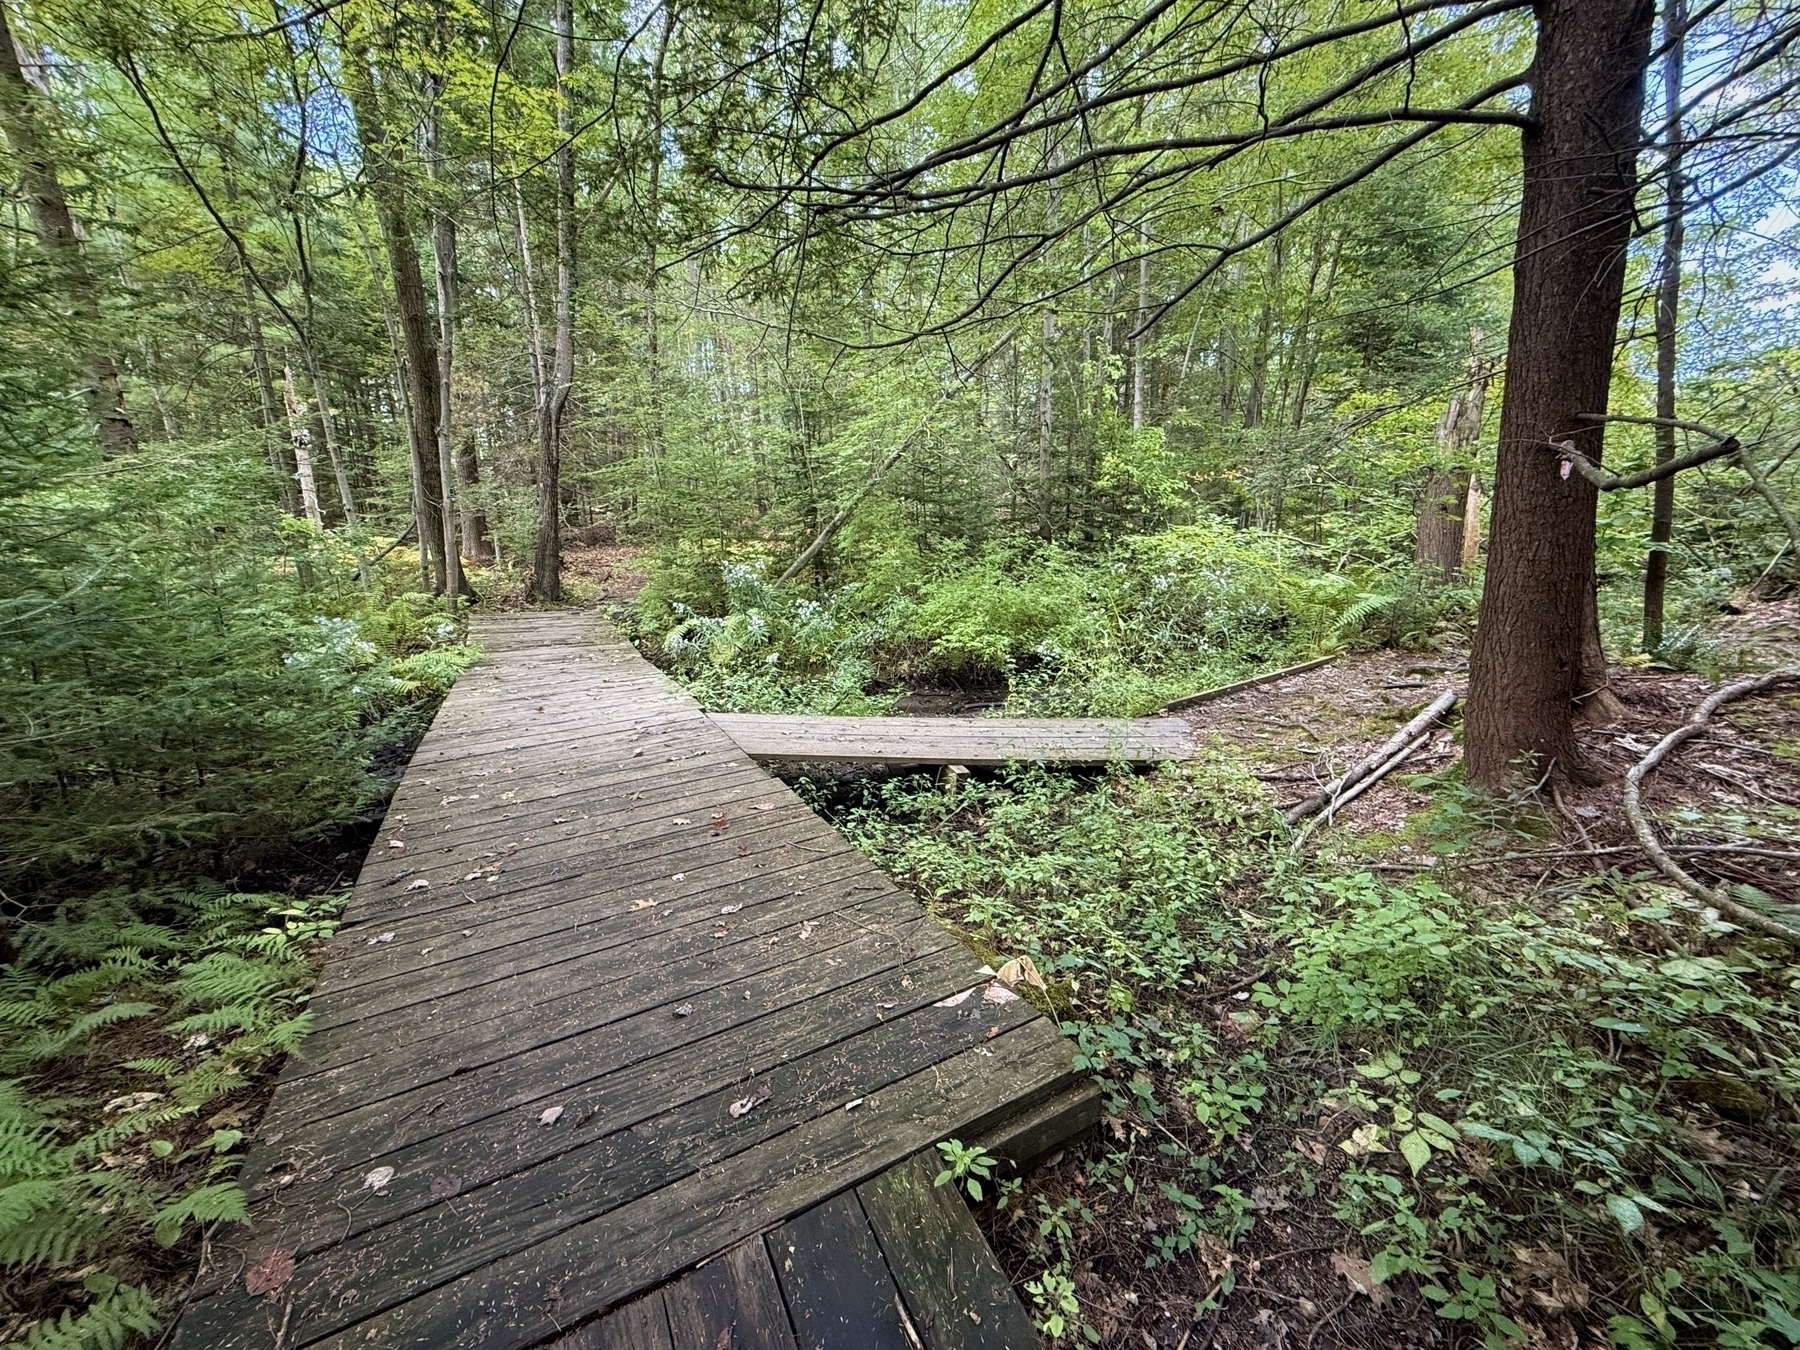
[173,611,1090,1349]
[710,713,1194,765]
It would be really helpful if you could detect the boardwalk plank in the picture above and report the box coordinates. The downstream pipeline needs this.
[662,1240,798,1350]
[769,1193,913,1350]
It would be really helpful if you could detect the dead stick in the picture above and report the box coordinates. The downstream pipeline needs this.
[1322,730,1430,821]
[1282,689,1457,824]
[1623,671,1800,944]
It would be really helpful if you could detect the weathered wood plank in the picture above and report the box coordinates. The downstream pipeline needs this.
[858,1152,1039,1349]
[663,1240,798,1350]
[711,713,1192,765]
[769,1192,913,1350]
[561,1291,673,1350]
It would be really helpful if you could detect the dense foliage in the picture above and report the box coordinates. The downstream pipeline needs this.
[825,761,1800,1347]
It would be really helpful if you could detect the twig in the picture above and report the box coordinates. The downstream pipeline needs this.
[1289,730,1431,854]
[1623,671,1800,944]
[1550,782,1595,849]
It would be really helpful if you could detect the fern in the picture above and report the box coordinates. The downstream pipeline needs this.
[151,1181,248,1247]
[19,1279,159,1350]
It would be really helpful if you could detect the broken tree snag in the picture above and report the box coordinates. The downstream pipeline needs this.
[1283,690,1457,825]
[1623,671,1800,946]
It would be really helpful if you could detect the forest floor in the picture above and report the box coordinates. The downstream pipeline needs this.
[943,603,1800,1350]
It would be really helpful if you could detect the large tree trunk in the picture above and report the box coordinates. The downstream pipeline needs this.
[344,51,449,594]
[0,1,135,453]
[1465,0,1655,788]
[1643,0,1685,652]
[530,0,576,602]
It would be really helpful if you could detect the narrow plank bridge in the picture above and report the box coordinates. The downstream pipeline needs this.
[175,611,1095,1350]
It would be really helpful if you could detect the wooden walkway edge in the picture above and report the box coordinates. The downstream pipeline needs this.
[710,712,1194,765]
[173,611,1092,1350]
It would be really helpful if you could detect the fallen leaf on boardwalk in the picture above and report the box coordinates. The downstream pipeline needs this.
[674,1003,693,1017]
[631,749,644,758]
[387,839,405,850]
[983,984,1022,1005]
[539,1106,564,1126]
[672,817,691,825]
[672,873,685,882]
[729,1084,771,1118]
[845,1098,864,1111]
[719,904,742,914]
[799,922,815,940]
[440,795,463,806]
[406,878,430,891]
[752,803,774,811]
[994,956,1048,991]
[712,928,729,938]
[362,1166,395,1192]
[429,1175,461,1200]
[244,1249,295,1299]
[715,1330,731,1350]
[933,989,975,1008]
[875,1000,898,1013]
[631,898,657,910]
[1329,1252,1388,1305]
[367,932,396,945]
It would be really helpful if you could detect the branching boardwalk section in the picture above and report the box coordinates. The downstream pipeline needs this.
[173,611,1084,1349]
[711,713,1195,766]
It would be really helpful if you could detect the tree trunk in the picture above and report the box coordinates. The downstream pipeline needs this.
[1465,0,1655,788]
[244,300,299,514]
[281,360,325,527]
[344,51,449,593]
[1643,0,1685,652]
[424,86,473,606]
[530,0,575,602]
[1037,307,1055,539]
[1131,226,1148,430]
[0,0,135,453]
[304,354,358,527]
[1417,469,1471,578]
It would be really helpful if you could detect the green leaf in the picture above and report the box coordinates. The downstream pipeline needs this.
[1398,1130,1433,1175]
[1605,1194,1645,1235]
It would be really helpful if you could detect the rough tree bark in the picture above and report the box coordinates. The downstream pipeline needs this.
[0,0,136,453]
[1643,0,1685,652]
[530,0,575,602]
[343,49,449,593]
[1465,0,1656,787]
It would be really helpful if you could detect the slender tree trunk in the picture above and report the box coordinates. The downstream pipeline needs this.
[0,0,135,453]
[640,2,676,462]
[344,51,449,593]
[281,360,325,527]
[1037,308,1055,539]
[1643,0,1686,652]
[246,302,299,513]
[531,0,575,601]
[1419,331,1493,577]
[1131,226,1148,430]
[424,87,472,606]
[1465,0,1655,787]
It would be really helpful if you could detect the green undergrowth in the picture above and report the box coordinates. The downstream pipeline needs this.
[0,887,344,1348]
[818,757,1800,1348]
[636,529,1476,717]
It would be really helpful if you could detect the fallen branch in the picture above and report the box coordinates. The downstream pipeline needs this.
[356,522,417,584]
[1160,655,1338,713]
[1320,730,1430,822]
[1623,671,1800,944]
[1282,690,1457,824]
